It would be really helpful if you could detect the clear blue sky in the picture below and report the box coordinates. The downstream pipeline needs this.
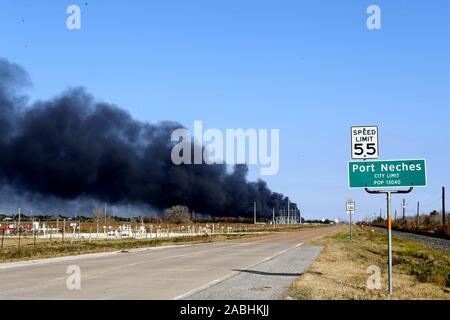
[0,0,449,220]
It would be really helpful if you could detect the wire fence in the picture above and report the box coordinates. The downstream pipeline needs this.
[0,220,296,252]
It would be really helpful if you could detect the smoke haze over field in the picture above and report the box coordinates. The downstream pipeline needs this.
[0,58,297,217]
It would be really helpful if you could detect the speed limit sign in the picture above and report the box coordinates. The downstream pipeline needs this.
[351,125,379,159]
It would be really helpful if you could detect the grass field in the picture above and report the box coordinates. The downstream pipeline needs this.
[285,226,450,300]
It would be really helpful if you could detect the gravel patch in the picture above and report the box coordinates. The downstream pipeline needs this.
[184,245,323,300]
[372,227,450,253]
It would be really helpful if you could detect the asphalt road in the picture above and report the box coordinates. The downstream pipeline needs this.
[0,226,341,300]
[185,244,323,300]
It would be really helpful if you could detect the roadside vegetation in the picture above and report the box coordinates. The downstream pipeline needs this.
[0,233,255,263]
[285,226,450,300]
[0,223,329,263]
[371,211,450,236]
[0,203,334,263]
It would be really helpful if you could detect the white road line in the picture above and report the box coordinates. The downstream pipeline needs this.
[173,242,304,300]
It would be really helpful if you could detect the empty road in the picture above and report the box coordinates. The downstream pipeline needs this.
[0,226,342,299]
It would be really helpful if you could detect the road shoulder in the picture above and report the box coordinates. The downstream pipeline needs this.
[184,244,323,300]
[285,226,450,300]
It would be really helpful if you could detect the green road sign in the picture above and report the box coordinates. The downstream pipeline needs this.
[348,159,426,189]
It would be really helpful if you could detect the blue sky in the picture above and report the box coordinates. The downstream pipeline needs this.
[0,0,449,220]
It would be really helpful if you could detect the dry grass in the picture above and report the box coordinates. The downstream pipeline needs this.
[285,226,450,300]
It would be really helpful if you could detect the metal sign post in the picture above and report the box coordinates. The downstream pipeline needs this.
[349,211,352,240]
[348,125,426,296]
[365,187,413,296]
[346,201,355,240]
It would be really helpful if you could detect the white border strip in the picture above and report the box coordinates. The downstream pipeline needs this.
[347,158,427,189]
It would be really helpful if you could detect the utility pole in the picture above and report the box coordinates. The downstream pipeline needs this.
[394,209,397,221]
[18,208,21,230]
[299,207,302,225]
[272,207,275,226]
[287,200,290,225]
[104,203,107,224]
[402,198,406,222]
[379,208,382,219]
[254,202,256,224]
[416,201,420,226]
[443,186,446,226]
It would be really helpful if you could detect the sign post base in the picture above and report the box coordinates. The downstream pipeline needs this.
[365,187,413,296]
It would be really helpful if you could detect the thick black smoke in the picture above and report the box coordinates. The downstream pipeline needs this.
[0,59,296,217]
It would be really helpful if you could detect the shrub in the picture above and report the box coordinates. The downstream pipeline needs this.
[164,205,192,224]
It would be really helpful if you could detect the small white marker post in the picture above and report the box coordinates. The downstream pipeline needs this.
[346,200,355,240]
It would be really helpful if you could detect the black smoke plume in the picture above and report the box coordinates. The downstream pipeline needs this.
[0,59,296,217]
